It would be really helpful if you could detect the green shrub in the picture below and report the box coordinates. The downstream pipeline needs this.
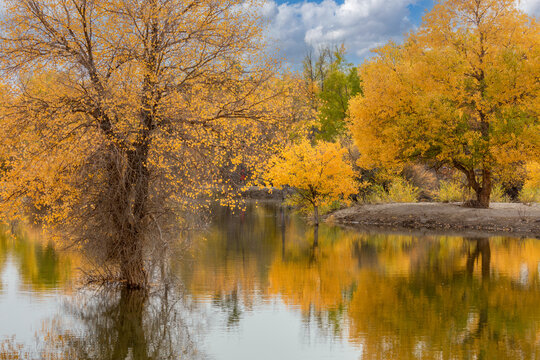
[367,184,387,203]
[387,179,419,202]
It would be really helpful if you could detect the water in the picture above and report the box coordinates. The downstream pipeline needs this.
[1,202,540,359]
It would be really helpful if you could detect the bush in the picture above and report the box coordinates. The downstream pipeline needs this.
[519,186,540,204]
[363,178,419,203]
[387,179,419,202]
[435,180,465,202]
[490,183,510,203]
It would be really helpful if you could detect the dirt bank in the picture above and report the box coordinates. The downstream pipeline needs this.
[326,202,540,239]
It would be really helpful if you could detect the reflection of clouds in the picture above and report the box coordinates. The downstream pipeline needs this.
[520,263,529,286]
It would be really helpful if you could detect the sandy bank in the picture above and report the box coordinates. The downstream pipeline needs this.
[326,202,540,239]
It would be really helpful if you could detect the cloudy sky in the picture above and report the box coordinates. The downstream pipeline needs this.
[262,0,540,67]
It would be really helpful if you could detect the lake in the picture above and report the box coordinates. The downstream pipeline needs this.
[1,201,540,359]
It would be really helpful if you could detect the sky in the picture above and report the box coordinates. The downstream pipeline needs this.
[0,0,537,68]
[262,0,540,67]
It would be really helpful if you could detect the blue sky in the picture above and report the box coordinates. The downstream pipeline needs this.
[262,0,539,67]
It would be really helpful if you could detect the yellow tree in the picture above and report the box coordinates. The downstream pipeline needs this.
[0,0,287,288]
[266,140,357,225]
[349,0,540,208]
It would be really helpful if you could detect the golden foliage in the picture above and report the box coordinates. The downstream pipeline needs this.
[266,140,357,214]
[0,0,290,285]
[349,0,540,207]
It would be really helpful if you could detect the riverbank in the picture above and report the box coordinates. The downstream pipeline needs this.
[326,202,540,238]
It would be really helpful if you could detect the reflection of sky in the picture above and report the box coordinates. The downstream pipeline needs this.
[202,297,361,360]
[2,203,540,359]
[0,252,364,359]
[0,256,61,344]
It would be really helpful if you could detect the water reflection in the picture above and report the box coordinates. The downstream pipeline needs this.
[180,202,540,359]
[59,287,204,360]
[0,225,75,292]
[1,203,540,359]
[1,287,206,359]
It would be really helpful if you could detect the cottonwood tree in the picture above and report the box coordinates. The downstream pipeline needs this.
[266,140,357,225]
[349,0,539,208]
[0,0,287,288]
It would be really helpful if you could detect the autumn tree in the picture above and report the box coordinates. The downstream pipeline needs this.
[0,0,286,288]
[349,0,540,208]
[266,140,357,225]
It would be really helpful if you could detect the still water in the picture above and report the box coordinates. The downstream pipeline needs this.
[1,202,540,359]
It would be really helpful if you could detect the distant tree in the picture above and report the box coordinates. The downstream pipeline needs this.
[302,45,362,141]
[266,140,357,225]
[317,47,362,141]
[349,0,540,208]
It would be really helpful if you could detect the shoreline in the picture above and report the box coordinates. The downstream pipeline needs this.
[326,202,540,239]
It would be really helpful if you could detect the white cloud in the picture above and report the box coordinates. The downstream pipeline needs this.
[262,0,417,66]
[518,0,540,16]
[262,0,540,67]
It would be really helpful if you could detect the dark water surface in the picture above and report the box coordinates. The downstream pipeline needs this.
[1,202,540,359]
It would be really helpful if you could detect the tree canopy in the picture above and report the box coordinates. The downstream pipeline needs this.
[302,45,362,141]
[266,140,357,224]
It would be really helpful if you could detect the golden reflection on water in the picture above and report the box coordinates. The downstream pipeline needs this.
[180,203,540,359]
[0,225,79,293]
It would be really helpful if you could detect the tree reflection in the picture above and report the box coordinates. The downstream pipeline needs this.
[467,237,492,279]
[3,205,540,359]
[0,225,76,291]
[1,286,206,359]
[66,287,205,359]
[176,204,540,358]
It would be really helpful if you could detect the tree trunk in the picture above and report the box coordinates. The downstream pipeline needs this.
[120,238,147,289]
[115,139,151,289]
[313,204,319,226]
[453,160,491,208]
[474,169,491,208]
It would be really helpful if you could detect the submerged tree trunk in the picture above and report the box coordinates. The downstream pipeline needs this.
[120,236,147,289]
[121,139,151,288]
[109,132,151,289]
[116,23,158,288]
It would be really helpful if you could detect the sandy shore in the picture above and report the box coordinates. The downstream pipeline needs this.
[326,202,540,239]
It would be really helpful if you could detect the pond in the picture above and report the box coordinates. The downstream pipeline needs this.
[1,201,540,359]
